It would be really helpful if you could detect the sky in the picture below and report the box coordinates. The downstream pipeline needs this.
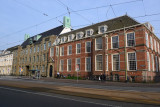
[0,0,160,50]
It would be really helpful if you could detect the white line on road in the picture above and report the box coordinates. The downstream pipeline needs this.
[0,86,121,107]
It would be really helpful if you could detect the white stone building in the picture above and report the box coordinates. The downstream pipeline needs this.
[0,50,13,75]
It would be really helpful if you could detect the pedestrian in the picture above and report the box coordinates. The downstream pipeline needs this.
[57,72,60,78]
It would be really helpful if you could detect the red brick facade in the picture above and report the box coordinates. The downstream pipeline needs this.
[49,17,160,82]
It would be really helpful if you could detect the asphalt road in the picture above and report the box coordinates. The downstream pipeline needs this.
[0,86,159,107]
[1,76,160,92]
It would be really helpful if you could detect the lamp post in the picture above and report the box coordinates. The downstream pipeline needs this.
[120,20,127,82]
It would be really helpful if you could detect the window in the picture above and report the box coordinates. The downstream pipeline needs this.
[106,55,108,71]
[56,47,59,56]
[85,41,91,53]
[76,32,83,40]
[112,36,119,49]
[37,55,39,62]
[43,54,45,61]
[67,59,71,71]
[33,56,35,62]
[145,32,149,47]
[68,45,72,55]
[50,47,54,57]
[127,32,135,47]
[48,42,51,48]
[86,29,93,37]
[34,46,36,53]
[155,56,158,72]
[96,37,102,50]
[42,65,45,72]
[29,57,31,62]
[150,36,153,50]
[60,60,64,71]
[106,37,108,50]
[68,34,73,41]
[128,53,137,70]
[86,57,91,71]
[30,48,32,54]
[157,42,159,54]
[60,47,64,56]
[147,52,150,71]
[44,43,46,50]
[37,46,39,52]
[154,39,157,52]
[112,54,120,71]
[96,55,103,70]
[151,54,154,71]
[61,37,65,43]
[26,49,28,54]
[98,25,107,34]
[76,43,81,54]
[76,58,81,71]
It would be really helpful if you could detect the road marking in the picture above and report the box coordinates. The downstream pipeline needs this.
[0,86,121,107]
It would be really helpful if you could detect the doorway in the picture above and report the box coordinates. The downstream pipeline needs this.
[49,65,53,77]
[26,66,29,76]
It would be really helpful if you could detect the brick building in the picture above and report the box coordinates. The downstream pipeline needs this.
[49,15,160,82]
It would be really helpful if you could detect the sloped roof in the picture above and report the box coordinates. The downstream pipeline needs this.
[60,15,140,37]
[6,45,19,52]
[21,25,64,48]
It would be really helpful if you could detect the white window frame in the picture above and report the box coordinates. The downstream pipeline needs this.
[75,58,81,71]
[44,43,46,50]
[95,54,103,71]
[50,47,54,57]
[76,43,81,54]
[85,29,94,37]
[106,55,108,71]
[95,37,103,50]
[126,32,135,47]
[112,54,120,71]
[76,32,84,40]
[150,36,153,50]
[154,39,157,52]
[127,52,137,71]
[145,32,149,47]
[106,37,108,50]
[67,59,72,71]
[68,34,73,41]
[151,54,154,71]
[56,46,59,56]
[147,52,150,71]
[68,45,72,55]
[60,47,64,56]
[60,60,64,72]
[98,25,108,34]
[85,57,91,72]
[85,41,91,53]
[111,35,119,49]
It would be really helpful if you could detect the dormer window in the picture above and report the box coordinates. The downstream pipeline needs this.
[86,29,94,37]
[61,37,67,43]
[55,38,60,45]
[68,34,74,41]
[98,25,108,34]
[61,37,64,43]
[76,32,84,40]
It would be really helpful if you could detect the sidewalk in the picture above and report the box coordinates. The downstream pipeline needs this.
[0,78,160,106]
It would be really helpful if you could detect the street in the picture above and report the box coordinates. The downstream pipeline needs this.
[0,86,159,107]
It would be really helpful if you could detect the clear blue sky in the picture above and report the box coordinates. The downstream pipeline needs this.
[0,0,160,50]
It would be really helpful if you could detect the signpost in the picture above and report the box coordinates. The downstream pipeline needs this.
[76,64,79,83]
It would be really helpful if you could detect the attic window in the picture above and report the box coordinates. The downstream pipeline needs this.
[61,37,67,43]
[76,32,84,40]
[98,25,108,34]
[68,34,74,41]
[86,29,94,37]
